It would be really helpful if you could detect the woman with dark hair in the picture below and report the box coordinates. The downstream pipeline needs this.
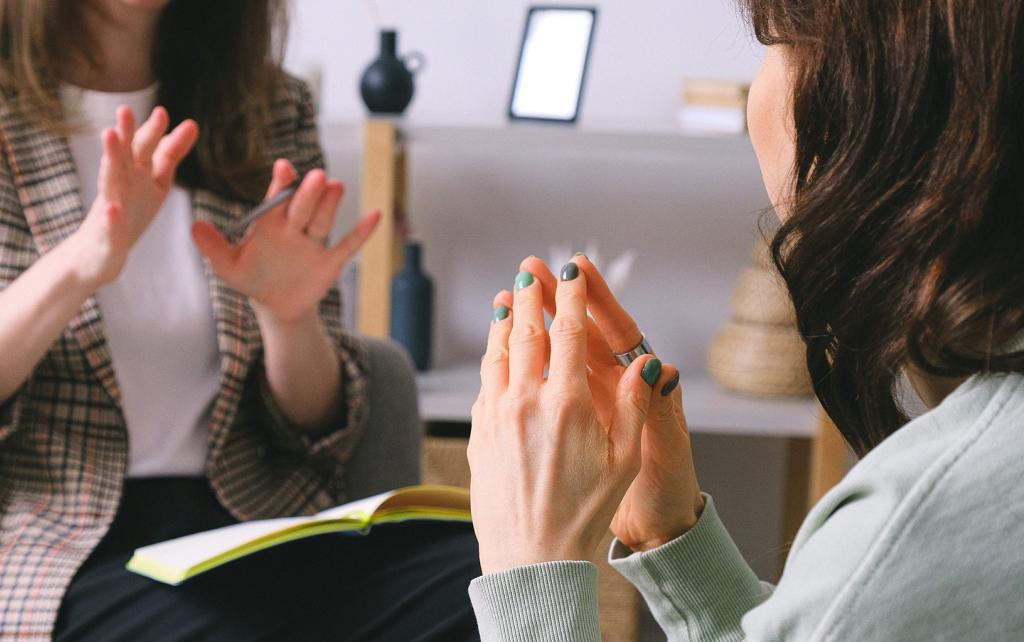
[467,1,1024,639]
[0,1,478,640]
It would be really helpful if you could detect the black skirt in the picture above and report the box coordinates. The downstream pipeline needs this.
[54,477,481,642]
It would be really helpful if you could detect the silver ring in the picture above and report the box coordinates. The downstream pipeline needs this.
[614,334,655,367]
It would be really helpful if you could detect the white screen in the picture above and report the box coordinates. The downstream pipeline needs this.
[510,9,595,121]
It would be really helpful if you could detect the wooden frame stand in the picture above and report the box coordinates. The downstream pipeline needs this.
[357,119,408,337]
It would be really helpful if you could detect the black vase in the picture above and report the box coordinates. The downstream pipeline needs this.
[390,242,434,371]
[360,30,420,115]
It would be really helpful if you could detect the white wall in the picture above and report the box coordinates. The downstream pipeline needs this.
[285,0,763,130]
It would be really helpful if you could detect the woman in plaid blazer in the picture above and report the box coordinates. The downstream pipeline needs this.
[0,1,478,640]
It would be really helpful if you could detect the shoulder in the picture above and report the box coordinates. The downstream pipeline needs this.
[823,373,1024,639]
[267,74,316,136]
[744,374,1024,640]
[265,73,322,174]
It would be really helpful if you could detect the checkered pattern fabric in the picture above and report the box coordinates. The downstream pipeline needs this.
[0,77,370,640]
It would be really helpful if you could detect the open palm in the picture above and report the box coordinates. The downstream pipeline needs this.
[191,160,379,324]
[75,105,198,286]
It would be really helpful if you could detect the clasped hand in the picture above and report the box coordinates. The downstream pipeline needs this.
[469,256,704,575]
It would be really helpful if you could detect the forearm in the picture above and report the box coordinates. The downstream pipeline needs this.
[0,236,97,402]
[256,309,343,434]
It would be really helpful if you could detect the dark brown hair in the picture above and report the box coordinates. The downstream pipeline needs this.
[743,1,1024,455]
[0,0,288,203]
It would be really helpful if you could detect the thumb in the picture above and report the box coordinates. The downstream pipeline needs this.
[646,364,686,436]
[191,221,238,278]
[611,355,661,456]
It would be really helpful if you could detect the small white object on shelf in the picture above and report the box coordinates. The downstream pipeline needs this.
[678,79,750,136]
[417,364,819,439]
[548,243,635,294]
[677,105,747,135]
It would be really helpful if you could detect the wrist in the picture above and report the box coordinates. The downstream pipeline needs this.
[626,492,706,553]
[56,232,109,295]
[253,303,319,334]
[480,547,591,576]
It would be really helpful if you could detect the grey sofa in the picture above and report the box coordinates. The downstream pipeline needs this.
[343,337,423,499]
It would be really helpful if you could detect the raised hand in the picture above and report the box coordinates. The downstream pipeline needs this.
[70,105,199,287]
[469,259,661,574]
[190,159,380,325]
[518,255,705,552]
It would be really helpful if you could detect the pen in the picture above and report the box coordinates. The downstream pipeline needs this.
[229,177,303,237]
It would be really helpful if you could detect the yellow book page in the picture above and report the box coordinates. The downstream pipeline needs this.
[365,486,471,524]
[126,519,364,584]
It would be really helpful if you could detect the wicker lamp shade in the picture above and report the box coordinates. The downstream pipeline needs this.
[708,239,813,397]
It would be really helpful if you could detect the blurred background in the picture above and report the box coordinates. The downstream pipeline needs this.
[281,0,831,601]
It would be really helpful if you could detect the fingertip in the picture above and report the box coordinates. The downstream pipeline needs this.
[273,158,294,178]
[514,270,536,293]
[622,354,660,389]
[148,105,169,127]
[573,252,592,267]
[322,180,344,203]
[659,366,681,398]
[101,128,118,147]
[492,304,511,323]
[170,118,199,141]
[492,289,514,309]
[558,259,584,283]
[183,119,200,137]
[304,168,326,185]
[518,255,545,272]
[641,357,663,388]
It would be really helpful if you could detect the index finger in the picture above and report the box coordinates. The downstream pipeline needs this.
[575,255,642,354]
[519,254,619,370]
[115,106,135,151]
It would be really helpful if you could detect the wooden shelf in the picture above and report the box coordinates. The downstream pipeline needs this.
[417,364,819,438]
[321,120,753,157]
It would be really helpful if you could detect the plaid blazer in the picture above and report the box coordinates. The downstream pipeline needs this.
[0,77,370,639]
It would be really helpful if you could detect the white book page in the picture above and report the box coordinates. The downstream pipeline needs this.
[315,489,396,520]
[135,516,308,570]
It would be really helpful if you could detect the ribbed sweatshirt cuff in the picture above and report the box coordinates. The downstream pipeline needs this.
[469,561,601,641]
[609,494,771,640]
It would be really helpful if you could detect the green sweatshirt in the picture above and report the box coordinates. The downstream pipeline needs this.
[469,367,1024,640]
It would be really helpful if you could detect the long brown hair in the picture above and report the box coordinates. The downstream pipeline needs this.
[0,0,288,203]
[742,1,1024,455]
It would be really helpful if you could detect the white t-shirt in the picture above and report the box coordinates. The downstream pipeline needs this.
[60,83,219,477]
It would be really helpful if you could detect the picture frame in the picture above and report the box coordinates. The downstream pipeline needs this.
[508,6,598,124]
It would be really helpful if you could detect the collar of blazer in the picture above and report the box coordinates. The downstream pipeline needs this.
[0,97,261,448]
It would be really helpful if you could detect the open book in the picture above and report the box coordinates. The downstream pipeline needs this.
[126,485,471,585]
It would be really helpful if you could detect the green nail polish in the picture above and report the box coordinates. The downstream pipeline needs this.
[661,372,680,397]
[514,271,534,291]
[493,305,510,322]
[641,358,662,387]
[560,262,580,281]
